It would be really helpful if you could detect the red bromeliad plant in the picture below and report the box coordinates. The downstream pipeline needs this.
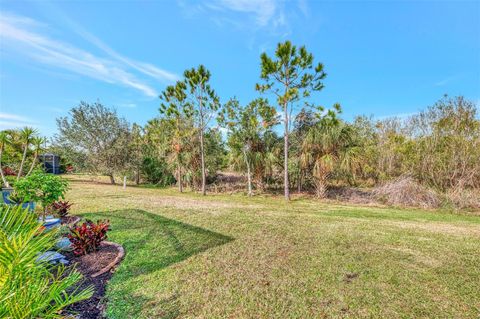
[67,220,110,256]
[52,200,73,217]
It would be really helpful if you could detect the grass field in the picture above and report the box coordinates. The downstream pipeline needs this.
[66,175,480,318]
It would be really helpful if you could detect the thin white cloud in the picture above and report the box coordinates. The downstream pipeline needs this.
[0,112,36,123]
[47,8,179,83]
[0,12,178,97]
[215,0,278,27]
[0,112,38,129]
[119,103,137,108]
[181,0,305,36]
[434,76,454,87]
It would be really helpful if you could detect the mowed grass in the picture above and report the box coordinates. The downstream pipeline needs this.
[65,175,480,318]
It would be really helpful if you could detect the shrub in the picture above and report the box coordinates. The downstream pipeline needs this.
[445,187,480,210]
[68,220,110,256]
[0,204,93,318]
[52,200,73,217]
[372,176,441,209]
[2,166,15,176]
[141,156,176,186]
[14,170,69,217]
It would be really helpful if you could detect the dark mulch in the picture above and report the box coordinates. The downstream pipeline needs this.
[64,243,120,319]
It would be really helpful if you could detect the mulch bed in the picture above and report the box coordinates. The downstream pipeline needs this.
[64,242,124,319]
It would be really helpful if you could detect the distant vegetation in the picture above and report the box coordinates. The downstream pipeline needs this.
[2,41,479,210]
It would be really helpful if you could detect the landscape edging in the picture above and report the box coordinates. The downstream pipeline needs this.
[91,241,125,278]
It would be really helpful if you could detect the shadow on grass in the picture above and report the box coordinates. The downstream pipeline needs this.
[80,209,233,318]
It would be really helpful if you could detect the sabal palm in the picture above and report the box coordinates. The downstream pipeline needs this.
[16,127,38,181]
[301,122,356,197]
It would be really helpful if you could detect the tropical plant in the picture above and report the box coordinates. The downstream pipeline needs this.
[14,171,69,218]
[16,127,38,181]
[0,204,93,318]
[68,220,110,256]
[301,118,357,198]
[52,200,73,218]
[256,41,329,200]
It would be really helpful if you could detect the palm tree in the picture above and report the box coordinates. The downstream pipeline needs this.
[26,136,46,177]
[301,121,358,198]
[16,127,38,181]
[0,131,11,187]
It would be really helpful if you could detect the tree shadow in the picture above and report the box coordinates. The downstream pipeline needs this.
[79,209,233,318]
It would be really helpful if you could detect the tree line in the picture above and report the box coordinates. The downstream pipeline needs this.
[3,41,478,202]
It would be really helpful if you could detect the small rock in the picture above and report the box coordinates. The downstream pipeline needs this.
[37,251,67,264]
[56,237,72,251]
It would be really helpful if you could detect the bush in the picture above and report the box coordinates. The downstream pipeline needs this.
[68,220,110,256]
[445,187,480,210]
[141,157,175,186]
[372,176,441,209]
[14,170,69,217]
[0,204,93,318]
[52,200,73,217]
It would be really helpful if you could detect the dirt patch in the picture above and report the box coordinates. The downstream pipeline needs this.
[326,186,373,204]
[343,272,359,283]
[65,242,124,319]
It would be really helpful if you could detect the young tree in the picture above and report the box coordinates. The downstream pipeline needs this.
[55,101,131,184]
[182,66,220,195]
[301,117,357,198]
[159,81,193,192]
[256,41,327,200]
[218,97,277,196]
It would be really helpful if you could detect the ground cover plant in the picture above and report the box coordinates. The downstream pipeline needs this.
[66,175,480,318]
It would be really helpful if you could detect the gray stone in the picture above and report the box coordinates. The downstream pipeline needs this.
[37,251,67,264]
[56,237,72,251]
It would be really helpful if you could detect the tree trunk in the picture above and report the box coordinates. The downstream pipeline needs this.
[0,149,9,188]
[109,174,116,184]
[135,169,140,185]
[178,163,183,193]
[297,169,302,193]
[16,144,28,181]
[200,129,206,196]
[26,152,38,177]
[283,101,290,201]
[243,150,252,196]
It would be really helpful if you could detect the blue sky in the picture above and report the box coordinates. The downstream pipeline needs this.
[1,0,479,137]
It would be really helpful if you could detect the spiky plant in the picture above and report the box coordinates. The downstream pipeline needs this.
[0,204,93,318]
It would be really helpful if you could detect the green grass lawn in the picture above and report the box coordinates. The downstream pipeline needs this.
[66,176,480,318]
